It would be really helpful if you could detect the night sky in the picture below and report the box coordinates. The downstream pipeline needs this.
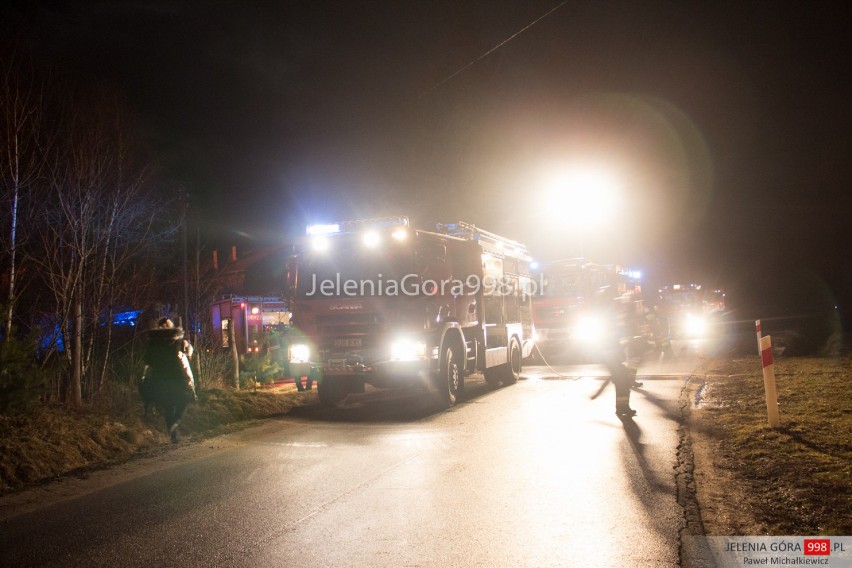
[4,1,851,322]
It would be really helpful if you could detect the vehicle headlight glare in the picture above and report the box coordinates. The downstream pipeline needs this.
[311,236,330,252]
[363,230,381,248]
[574,315,605,344]
[684,314,707,336]
[289,344,310,363]
[390,339,427,361]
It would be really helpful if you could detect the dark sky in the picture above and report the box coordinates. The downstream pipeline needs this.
[4,1,852,317]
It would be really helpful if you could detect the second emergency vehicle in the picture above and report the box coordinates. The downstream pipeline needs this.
[657,284,726,338]
[285,217,535,408]
[532,258,651,360]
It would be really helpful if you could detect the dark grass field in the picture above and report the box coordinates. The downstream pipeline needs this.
[691,354,852,535]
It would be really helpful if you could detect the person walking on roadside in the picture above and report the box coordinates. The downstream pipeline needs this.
[141,318,197,442]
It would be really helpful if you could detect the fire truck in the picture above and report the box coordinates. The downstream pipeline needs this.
[210,296,291,354]
[532,258,650,360]
[285,217,536,408]
[656,284,726,338]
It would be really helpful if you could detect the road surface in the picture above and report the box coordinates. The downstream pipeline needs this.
[0,342,717,567]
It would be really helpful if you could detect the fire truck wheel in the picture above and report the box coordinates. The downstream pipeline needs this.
[484,365,502,387]
[502,339,521,385]
[437,345,461,408]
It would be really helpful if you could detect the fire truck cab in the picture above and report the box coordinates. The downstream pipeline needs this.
[285,217,535,408]
[656,284,726,338]
[532,258,650,360]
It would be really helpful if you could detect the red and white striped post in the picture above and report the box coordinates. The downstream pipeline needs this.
[759,335,780,428]
[755,319,762,353]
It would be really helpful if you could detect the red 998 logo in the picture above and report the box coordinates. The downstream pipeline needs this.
[803,539,830,556]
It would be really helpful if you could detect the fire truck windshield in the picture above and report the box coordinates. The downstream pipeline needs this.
[661,290,700,308]
[660,287,725,314]
[539,262,630,299]
[542,272,581,297]
[296,241,415,297]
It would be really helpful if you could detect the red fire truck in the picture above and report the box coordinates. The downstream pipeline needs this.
[656,284,726,338]
[285,217,536,408]
[532,258,650,360]
[210,296,290,354]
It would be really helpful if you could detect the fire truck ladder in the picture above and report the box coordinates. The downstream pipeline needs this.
[435,221,529,259]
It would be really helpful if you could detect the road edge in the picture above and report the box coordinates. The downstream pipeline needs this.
[0,416,298,523]
[677,374,717,567]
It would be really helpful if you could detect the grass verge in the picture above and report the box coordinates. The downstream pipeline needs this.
[689,355,852,535]
[0,384,316,493]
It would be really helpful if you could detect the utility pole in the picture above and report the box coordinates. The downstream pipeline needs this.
[181,188,190,345]
[229,322,239,390]
[195,224,202,389]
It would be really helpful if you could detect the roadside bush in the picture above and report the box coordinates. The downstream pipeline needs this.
[0,334,50,414]
[238,353,281,388]
[194,342,234,389]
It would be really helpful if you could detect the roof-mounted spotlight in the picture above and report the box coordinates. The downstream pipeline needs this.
[306,223,340,236]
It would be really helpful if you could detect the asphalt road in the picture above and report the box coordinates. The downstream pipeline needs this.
[0,342,719,568]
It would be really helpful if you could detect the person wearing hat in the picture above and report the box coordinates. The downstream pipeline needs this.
[140,318,196,442]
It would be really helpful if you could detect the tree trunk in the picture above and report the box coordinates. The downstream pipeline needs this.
[3,133,19,342]
[229,322,239,390]
[70,298,82,405]
[99,305,114,393]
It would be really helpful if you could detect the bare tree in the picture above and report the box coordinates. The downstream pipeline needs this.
[32,88,175,404]
[1,44,184,407]
[0,44,52,361]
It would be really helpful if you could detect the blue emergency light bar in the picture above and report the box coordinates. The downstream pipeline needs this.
[616,267,643,280]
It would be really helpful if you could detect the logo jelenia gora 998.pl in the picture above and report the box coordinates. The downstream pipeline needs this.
[303,273,548,298]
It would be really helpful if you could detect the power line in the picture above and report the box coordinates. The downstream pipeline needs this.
[420,0,568,98]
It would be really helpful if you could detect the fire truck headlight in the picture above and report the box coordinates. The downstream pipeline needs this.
[362,230,381,248]
[574,315,606,344]
[310,236,331,252]
[684,314,707,336]
[390,339,427,361]
[289,344,310,363]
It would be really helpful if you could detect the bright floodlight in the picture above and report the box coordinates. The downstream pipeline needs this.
[547,165,621,228]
